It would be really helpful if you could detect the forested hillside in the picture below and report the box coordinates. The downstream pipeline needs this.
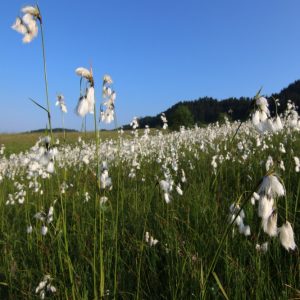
[132,80,300,129]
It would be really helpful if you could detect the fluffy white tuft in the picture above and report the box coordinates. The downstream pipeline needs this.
[279,221,297,251]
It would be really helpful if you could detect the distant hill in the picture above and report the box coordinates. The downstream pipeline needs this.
[26,128,78,133]
[126,80,300,129]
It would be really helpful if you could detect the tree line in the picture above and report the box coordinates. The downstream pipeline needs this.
[126,80,300,130]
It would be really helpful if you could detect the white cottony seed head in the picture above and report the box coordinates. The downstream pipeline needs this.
[279,221,297,251]
[258,196,274,220]
[257,174,285,198]
[41,225,48,236]
[262,212,278,237]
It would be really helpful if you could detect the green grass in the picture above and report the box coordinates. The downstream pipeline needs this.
[0,127,299,299]
[0,129,163,155]
[0,131,124,155]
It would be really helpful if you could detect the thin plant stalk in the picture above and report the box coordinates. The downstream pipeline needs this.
[99,209,105,298]
[61,111,66,143]
[113,114,120,299]
[92,94,105,298]
[113,173,120,299]
[285,195,289,221]
[93,102,99,299]
[39,19,53,140]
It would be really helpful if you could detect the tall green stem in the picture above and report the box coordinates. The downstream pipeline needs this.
[92,94,105,298]
[61,111,66,143]
[39,20,53,140]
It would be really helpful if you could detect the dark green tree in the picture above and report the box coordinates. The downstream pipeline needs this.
[168,105,194,130]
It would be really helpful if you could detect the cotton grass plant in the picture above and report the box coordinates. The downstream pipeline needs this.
[12,4,53,140]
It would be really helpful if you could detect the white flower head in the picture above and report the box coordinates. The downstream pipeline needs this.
[164,192,171,204]
[160,179,173,193]
[75,87,94,117]
[56,94,67,113]
[251,100,272,133]
[100,196,108,206]
[256,96,268,107]
[229,203,250,236]
[130,117,139,130]
[12,5,40,43]
[34,212,45,222]
[257,174,285,198]
[22,5,40,17]
[46,161,54,174]
[256,242,268,253]
[176,184,183,195]
[75,67,95,117]
[35,274,56,299]
[279,143,286,154]
[279,221,297,251]
[273,116,283,132]
[27,225,33,234]
[251,192,260,205]
[258,196,274,220]
[76,67,94,84]
[161,113,168,129]
[101,74,116,124]
[262,211,278,237]
[294,157,300,173]
[256,97,270,116]
[229,203,245,219]
[103,74,113,85]
[12,17,27,34]
[265,156,273,172]
[100,170,112,190]
[22,15,38,43]
[100,108,114,124]
[241,224,251,236]
[86,87,95,113]
[145,231,158,246]
[47,206,54,224]
[41,225,48,236]
[76,95,89,117]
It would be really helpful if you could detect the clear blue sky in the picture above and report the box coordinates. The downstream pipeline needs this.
[1,0,300,132]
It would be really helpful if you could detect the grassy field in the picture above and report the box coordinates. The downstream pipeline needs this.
[0,129,161,155]
[0,119,299,299]
[0,131,118,155]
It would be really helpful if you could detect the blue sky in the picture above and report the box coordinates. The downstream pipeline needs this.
[1,0,300,132]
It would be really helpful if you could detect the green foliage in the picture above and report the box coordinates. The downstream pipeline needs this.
[168,105,194,130]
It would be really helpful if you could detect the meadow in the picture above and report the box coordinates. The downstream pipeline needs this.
[0,111,300,299]
[0,131,123,156]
